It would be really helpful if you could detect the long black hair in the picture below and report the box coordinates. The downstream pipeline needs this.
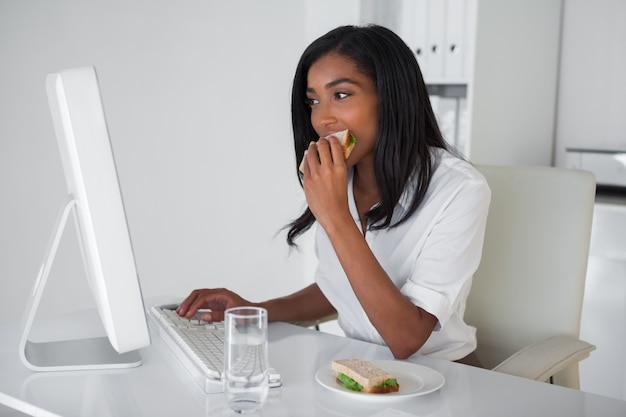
[286,25,449,247]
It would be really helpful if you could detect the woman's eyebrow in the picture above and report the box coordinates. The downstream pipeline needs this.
[325,77,358,89]
[306,77,359,94]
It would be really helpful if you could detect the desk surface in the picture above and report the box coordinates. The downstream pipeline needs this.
[1,314,626,417]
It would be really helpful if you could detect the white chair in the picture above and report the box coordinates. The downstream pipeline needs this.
[465,164,597,389]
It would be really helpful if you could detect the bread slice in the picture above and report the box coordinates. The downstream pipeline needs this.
[298,129,356,173]
[332,359,400,393]
[332,129,357,160]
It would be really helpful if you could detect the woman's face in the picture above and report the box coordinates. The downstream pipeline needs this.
[305,53,378,168]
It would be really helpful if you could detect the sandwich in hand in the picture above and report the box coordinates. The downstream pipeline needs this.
[331,359,400,394]
[299,129,357,173]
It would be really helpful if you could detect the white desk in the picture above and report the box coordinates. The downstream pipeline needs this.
[1,314,625,416]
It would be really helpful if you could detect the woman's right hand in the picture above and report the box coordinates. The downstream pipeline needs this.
[301,137,351,233]
[176,288,252,322]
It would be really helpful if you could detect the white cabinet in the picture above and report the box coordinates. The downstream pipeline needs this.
[566,149,626,188]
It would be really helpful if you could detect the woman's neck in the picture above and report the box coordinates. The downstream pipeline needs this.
[353,162,380,234]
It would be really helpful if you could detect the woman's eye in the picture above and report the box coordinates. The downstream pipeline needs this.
[305,97,319,106]
[335,92,349,100]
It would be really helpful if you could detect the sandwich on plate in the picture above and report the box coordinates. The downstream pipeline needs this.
[331,359,400,394]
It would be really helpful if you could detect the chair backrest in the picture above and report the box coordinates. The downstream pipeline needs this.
[465,165,596,369]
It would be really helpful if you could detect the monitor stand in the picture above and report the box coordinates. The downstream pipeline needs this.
[19,194,142,371]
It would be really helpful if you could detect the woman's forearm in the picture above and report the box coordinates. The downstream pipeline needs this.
[326,219,437,358]
[257,283,336,323]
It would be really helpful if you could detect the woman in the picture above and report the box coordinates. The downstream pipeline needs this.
[177,25,490,361]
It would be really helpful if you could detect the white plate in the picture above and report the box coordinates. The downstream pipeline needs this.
[315,360,445,400]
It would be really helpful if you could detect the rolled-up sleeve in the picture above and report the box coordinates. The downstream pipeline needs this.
[401,172,491,330]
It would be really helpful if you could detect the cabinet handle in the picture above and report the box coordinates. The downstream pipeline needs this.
[450,44,458,53]
[431,45,438,53]
[415,47,422,56]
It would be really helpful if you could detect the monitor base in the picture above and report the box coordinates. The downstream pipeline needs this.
[19,195,143,372]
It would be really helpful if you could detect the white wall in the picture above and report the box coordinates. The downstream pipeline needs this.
[0,0,322,325]
[554,0,626,167]
[469,0,563,166]
[2,0,622,324]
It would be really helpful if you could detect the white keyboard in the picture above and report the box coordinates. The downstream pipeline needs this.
[149,304,282,394]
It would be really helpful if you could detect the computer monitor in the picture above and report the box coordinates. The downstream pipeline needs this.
[19,66,151,371]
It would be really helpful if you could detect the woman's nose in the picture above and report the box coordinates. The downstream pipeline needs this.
[314,103,337,130]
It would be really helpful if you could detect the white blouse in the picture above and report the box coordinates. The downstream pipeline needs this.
[314,148,491,361]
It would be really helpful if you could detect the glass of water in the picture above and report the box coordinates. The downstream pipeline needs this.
[224,306,269,413]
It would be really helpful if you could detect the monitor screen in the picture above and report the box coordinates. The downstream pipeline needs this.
[19,66,151,371]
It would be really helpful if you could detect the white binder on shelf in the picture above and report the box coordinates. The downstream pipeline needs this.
[444,0,467,79]
[426,0,446,80]
[398,0,430,72]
